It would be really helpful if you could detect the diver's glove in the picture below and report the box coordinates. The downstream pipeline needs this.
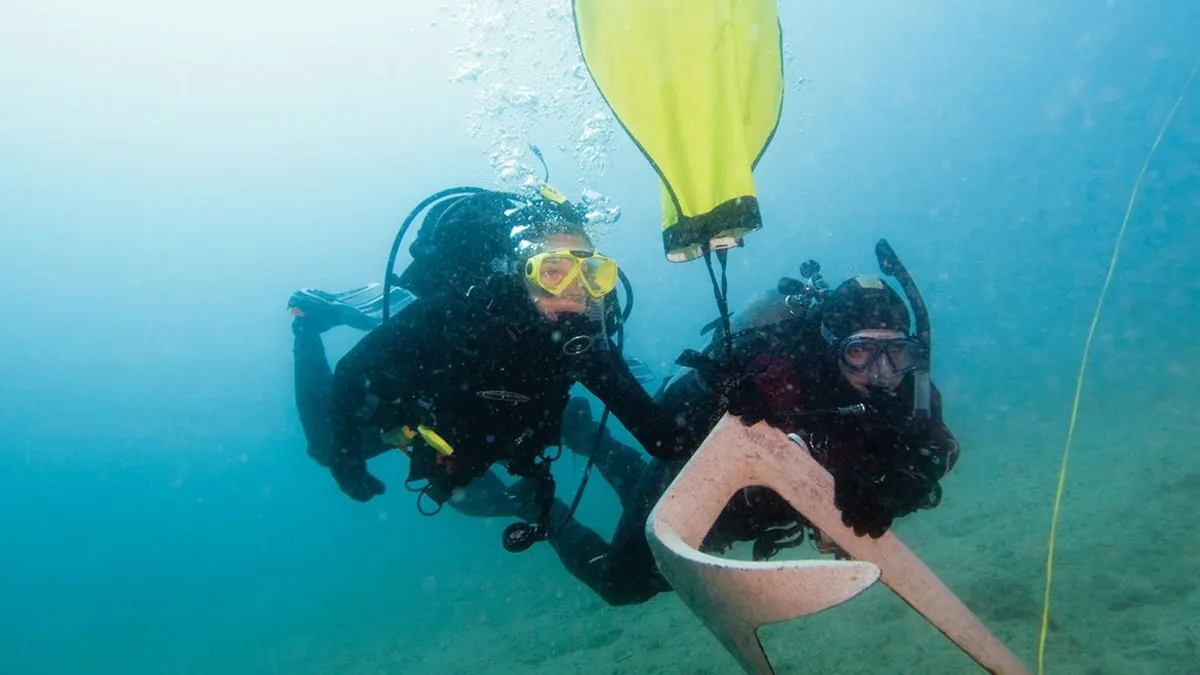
[724,375,772,426]
[677,348,796,429]
[825,422,944,537]
[329,456,386,502]
[726,353,799,430]
[677,348,754,421]
[830,458,941,538]
[830,468,894,538]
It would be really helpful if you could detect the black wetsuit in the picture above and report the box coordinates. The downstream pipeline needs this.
[294,314,532,517]
[298,280,689,510]
[549,314,960,606]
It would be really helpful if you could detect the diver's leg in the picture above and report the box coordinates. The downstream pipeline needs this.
[293,321,395,463]
[562,397,649,512]
[545,459,682,606]
[547,373,722,603]
[543,502,651,606]
[593,458,682,600]
[465,467,643,603]
[292,320,338,466]
[288,284,416,466]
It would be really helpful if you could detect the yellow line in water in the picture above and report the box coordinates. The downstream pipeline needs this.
[1038,60,1200,675]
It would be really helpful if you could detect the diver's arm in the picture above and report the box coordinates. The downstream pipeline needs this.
[655,368,728,452]
[928,382,961,477]
[580,348,689,461]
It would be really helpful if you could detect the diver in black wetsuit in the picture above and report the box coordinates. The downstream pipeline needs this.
[547,255,962,606]
[289,284,538,518]
[288,186,690,551]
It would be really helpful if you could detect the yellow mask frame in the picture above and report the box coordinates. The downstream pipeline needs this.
[524,249,619,299]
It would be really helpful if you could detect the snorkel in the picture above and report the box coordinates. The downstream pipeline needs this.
[873,239,933,423]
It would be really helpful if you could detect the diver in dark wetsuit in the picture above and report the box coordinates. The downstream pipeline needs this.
[289,283,533,518]
[287,187,690,552]
[548,257,961,606]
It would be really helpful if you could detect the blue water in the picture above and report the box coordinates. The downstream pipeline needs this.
[2,1,1198,673]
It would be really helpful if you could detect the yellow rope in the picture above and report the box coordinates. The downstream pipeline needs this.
[1037,61,1199,675]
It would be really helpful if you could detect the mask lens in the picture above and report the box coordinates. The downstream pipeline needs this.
[534,253,579,294]
[885,341,919,372]
[841,340,879,371]
[895,339,930,373]
[579,255,618,298]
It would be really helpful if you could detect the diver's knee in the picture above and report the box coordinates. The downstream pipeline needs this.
[595,575,669,607]
[307,443,334,468]
[596,587,649,607]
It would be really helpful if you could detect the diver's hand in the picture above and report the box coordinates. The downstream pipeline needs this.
[330,457,386,502]
[676,348,765,425]
[831,466,940,538]
[726,381,771,427]
[831,471,895,538]
[727,354,798,430]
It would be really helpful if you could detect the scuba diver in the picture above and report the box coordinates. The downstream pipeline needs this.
[289,283,540,520]
[544,245,962,606]
[287,181,691,551]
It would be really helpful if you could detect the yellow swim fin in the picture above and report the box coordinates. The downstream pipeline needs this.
[572,0,784,262]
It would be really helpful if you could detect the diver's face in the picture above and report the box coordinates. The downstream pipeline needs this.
[839,328,907,393]
[529,233,592,319]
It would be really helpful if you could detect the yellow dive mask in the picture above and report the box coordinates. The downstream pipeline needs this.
[524,249,619,300]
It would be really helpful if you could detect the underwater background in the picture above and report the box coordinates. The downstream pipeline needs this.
[2,1,1198,673]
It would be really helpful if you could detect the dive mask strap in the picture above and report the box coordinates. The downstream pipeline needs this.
[490,258,521,276]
